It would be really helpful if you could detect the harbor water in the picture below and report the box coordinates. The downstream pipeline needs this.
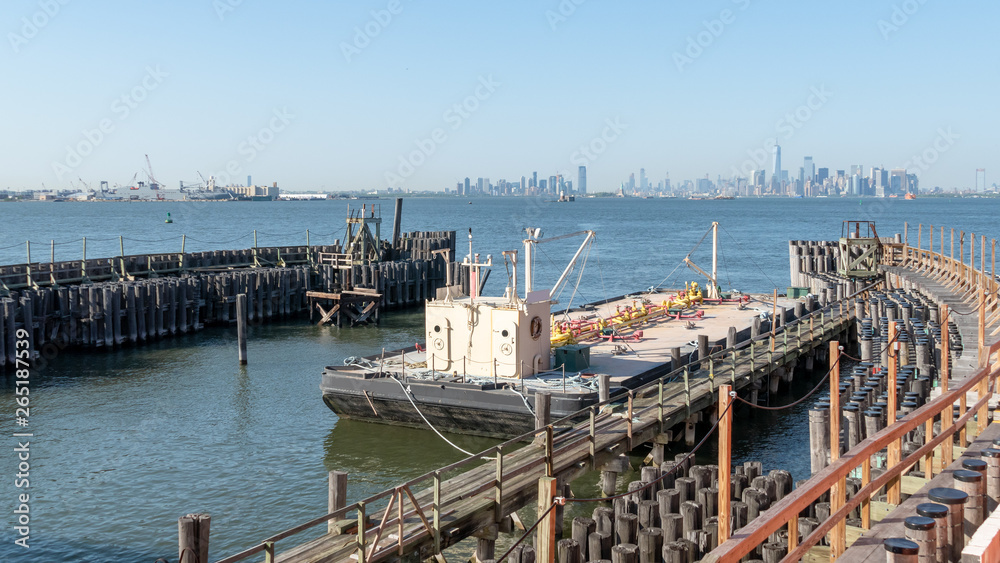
[1,197,997,561]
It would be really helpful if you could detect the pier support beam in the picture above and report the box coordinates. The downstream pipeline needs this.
[685,414,700,447]
[328,471,347,534]
[474,524,498,562]
[600,455,629,497]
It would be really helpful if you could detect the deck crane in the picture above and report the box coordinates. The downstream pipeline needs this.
[521,229,596,300]
[197,171,215,191]
[145,154,160,189]
[682,222,721,299]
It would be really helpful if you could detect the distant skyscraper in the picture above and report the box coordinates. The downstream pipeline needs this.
[578,166,587,194]
[549,175,557,194]
[817,168,829,184]
[771,145,782,189]
[639,168,647,192]
[464,177,470,195]
[532,171,537,189]
[889,169,906,196]
[247,175,252,187]
[520,175,526,194]
[803,156,814,182]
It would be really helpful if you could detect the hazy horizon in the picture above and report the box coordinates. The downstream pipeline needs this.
[3,0,996,192]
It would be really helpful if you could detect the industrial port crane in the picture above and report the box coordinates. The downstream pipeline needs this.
[145,154,160,189]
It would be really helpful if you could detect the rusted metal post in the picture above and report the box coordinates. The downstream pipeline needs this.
[718,384,733,543]
[830,341,846,558]
[888,323,901,505]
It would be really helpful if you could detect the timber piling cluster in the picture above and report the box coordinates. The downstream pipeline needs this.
[0,231,460,371]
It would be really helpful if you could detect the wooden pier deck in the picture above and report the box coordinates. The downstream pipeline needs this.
[213,296,858,563]
[811,258,995,561]
[705,224,1000,563]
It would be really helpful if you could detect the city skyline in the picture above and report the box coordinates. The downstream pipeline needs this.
[2,1,998,192]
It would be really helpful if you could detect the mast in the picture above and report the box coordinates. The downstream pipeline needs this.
[710,221,719,299]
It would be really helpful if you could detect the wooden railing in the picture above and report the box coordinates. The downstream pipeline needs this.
[211,286,873,563]
[706,224,1000,562]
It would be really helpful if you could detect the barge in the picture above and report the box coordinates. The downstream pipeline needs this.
[320,225,789,438]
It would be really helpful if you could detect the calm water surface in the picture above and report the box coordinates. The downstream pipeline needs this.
[0,197,995,561]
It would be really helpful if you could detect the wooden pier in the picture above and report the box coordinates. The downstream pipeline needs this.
[0,229,461,371]
[178,221,1000,563]
[201,286,862,563]
[706,223,1000,562]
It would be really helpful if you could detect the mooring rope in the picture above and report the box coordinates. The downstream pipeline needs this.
[391,376,481,458]
[734,355,840,412]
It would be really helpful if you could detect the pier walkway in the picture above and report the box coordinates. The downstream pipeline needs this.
[706,225,1000,562]
[211,293,860,563]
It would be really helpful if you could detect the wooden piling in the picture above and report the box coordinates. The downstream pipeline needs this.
[178,513,210,563]
[535,392,551,430]
[328,471,347,534]
[237,293,248,365]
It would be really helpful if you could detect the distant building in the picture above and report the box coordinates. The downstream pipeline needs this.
[771,145,782,190]
[817,168,829,184]
[578,166,587,194]
[890,169,906,196]
[639,168,647,192]
[231,184,279,199]
[803,156,814,183]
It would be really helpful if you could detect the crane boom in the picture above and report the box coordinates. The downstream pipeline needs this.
[145,154,160,189]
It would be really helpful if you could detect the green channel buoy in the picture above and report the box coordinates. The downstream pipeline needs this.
[165,212,173,224]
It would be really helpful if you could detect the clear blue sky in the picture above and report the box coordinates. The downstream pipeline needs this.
[3,0,996,192]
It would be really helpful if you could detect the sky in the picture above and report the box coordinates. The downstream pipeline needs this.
[2,0,997,192]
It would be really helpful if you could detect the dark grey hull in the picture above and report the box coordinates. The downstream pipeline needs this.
[320,368,599,439]
[320,346,678,438]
